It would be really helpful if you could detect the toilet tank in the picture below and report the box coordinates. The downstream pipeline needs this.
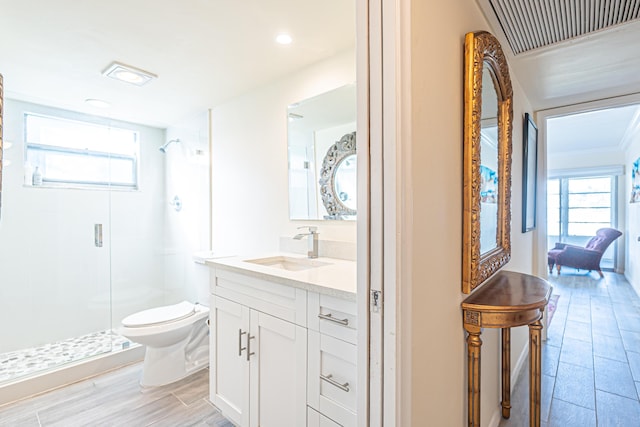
[193,252,214,306]
[193,263,210,306]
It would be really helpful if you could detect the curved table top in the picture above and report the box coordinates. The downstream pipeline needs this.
[462,270,552,313]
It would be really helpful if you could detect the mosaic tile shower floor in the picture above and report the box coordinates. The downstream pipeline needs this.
[0,330,136,384]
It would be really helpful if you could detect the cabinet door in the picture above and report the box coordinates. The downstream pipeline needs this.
[249,310,307,427]
[210,295,250,427]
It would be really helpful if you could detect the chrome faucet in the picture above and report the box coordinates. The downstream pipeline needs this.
[294,226,319,259]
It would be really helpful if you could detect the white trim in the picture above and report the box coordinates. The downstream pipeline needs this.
[363,0,384,425]
[382,0,403,425]
[356,0,372,426]
[548,165,625,179]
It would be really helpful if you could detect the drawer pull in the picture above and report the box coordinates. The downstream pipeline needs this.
[318,312,349,326]
[320,374,350,392]
[238,329,246,356]
[247,334,256,361]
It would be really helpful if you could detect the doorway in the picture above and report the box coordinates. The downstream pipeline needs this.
[541,102,640,276]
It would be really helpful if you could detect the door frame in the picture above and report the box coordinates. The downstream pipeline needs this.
[357,0,406,425]
[534,92,640,278]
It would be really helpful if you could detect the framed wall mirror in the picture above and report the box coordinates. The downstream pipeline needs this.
[287,83,356,220]
[462,31,514,294]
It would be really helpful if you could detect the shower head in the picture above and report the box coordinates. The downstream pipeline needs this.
[159,139,180,153]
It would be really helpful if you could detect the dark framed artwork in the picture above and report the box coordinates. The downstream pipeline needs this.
[522,113,538,233]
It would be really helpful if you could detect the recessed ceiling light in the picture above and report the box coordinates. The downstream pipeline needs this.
[85,98,111,108]
[276,33,293,45]
[102,62,157,86]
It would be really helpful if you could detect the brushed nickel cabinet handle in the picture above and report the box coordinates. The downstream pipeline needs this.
[94,224,103,247]
[246,334,255,361]
[318,312,349,326]
[320,374,350,392]
[238,329,246,356]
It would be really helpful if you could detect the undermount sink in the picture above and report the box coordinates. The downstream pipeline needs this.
[243,256,331,271]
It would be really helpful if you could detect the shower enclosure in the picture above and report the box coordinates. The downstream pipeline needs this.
[0,99,210,391]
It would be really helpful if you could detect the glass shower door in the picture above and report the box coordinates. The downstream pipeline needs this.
[0,105,114,384]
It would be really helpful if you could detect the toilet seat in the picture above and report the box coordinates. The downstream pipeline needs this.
[122,301,196,328]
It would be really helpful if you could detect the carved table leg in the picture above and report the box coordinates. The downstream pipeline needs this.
[466,327,482,427]
[501,328,511,418]
[529,318,543,427]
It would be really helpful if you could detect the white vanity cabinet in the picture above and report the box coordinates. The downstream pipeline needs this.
[307,292,358,427]
[207,255,357,427]
[209,269,307,427]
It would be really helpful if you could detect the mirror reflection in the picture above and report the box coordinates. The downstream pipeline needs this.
[288,84,356,220]
[334,154,357,211]
[480,64,499,254]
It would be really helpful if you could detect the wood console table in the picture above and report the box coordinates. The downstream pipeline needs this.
[461,271,551,427]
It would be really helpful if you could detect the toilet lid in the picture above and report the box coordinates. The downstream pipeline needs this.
[122,301,196,327]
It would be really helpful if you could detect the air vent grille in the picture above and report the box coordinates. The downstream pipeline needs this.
[489,0,640,55]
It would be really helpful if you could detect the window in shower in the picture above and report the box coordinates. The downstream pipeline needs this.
[25,113,140,189]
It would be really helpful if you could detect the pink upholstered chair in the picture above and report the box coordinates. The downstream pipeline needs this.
[547,228,622,278]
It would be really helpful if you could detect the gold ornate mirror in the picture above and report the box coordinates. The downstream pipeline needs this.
[462,31,513,294]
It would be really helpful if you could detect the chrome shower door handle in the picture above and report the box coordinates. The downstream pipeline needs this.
[94,224,103,247]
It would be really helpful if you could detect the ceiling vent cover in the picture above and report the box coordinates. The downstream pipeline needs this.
[489,0,640,55]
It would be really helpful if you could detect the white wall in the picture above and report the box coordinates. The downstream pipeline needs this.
[625,128,640,295]
[0,99,166,352]
[547,149,624,170]
[210,49,357,256]
[164,112,211,305]
[401,1,535,425]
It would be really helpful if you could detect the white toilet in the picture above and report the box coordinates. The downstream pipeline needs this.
[120,301,210,387]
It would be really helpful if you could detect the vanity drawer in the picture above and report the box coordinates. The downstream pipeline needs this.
[308,406,342,427]
[308,330,357,427]
[308,292,357,344]
[211,268,307,327]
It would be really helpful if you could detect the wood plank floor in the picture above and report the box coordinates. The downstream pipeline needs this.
[0,363,234,426]
[499,269,640,426]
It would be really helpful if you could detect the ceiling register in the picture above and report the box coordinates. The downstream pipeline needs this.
[488,0,640,54]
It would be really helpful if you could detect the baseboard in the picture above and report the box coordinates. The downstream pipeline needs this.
[487,340,529,427]
[0,345,144,407]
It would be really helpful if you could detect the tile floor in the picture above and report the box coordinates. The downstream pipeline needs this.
[0,331,134,384]
[499,269,640,426]
[0,363,232,426]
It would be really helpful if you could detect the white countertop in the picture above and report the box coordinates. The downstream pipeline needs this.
[205,253,357,300]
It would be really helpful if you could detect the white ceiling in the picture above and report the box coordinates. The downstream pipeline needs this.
[547,104,640,154]
[0,0,355,129]
[2,0,639,155]
[476,0,640,155]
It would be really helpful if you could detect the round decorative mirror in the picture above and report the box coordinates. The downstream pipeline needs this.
[319,131,356,219]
